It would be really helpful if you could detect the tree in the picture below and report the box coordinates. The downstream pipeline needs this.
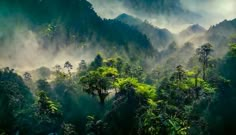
[205,43,236,134]
[176,65,185,82]
[170,65,186,89]
[108,77,156,135]
[36,91,62,134]
[78,60,87,72]
[0,68,33,133]
[196,43,213,80]
[64,61,73,76]
[86,116,106,135]
[54,64,62,73]
[37,79,51,92]
[90,54,103,70]
[80,67,118,105]
[37,91,60,116]
[23,72,32,81]
[61,123,77,135]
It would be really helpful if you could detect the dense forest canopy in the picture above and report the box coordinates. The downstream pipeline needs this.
[0,0,236,135]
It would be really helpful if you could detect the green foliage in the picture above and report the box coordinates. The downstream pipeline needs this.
[166,116,189,135]
[86,116,107,135]
[0,45,235,135]
[196,43,214,80]
[37,79,51,92]
[78,60,88,72]
[90,54,104,70]
[61,123,77,135]
[138,108,161,135]
[37,91,61,116]
[0,67,33,133]
[115,77,156,101]
[80,67,118,104]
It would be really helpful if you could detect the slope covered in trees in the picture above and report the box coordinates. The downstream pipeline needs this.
[1,1,236,135]
[118,0,200,23]
[0,0,155,59]
[116,13,174,50]
[1,38,236,134]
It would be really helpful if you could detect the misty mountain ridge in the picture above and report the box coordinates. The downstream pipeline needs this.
[194,18,236,48]
[179,24,206,37]
[116,13,174,50]
[1,1,236,134]
[115,12,236,57]
[178,18,236,57]
[0,0,235,69]
[120,0,201,23]
[207,18,236,39]
[115,13,143,26]
[178,24,206,44]
[0,0,155,63]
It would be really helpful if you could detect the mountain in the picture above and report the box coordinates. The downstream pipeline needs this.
[179,24,206,37]
[205,19,236,56]
[0,0,155,59]
[116,13,174,50]
[207,19,236,44]
[178,24,206,44]
[115,13,143,26]
[182,19,236,57]
[119,0,200,23]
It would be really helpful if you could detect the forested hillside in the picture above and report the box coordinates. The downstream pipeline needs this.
[0,0,236,135]
[120,0,200,22]
[116,13,174,50]
[0,0,155,60]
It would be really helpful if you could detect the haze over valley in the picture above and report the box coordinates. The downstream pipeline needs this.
[0,0,236,134]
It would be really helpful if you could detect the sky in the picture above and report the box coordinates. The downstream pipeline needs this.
[88,0,236,32]
[181,0,236,26]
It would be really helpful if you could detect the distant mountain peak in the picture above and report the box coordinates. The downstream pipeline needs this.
[120,0,200,23]
[116,13,143,26]
[179,24,206,37]
[115,13,174,50]
[177,24,206,44]
[185,24,206,33]
[116,13,132,19]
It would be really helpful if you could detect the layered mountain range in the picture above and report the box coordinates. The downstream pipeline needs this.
[0,0,235,63]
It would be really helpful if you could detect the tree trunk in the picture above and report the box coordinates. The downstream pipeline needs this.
[203,63,206,80]
[98,90,105,105]
[195,75,198,88]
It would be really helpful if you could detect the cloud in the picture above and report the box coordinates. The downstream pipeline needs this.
[181,0,236,27]
[88,0,131,19]
[88,0,236,32]
[0,22,97,72]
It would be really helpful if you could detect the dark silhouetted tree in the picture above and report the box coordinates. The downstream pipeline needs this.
[64,61,73,76]
[78,60,87,72]
[23,72,32,81]
[90,54,103,70]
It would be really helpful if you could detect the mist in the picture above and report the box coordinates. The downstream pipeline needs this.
[88,0,236,33]
[181,0,236,28]
[0,22,97,72]
[0,0,234,72]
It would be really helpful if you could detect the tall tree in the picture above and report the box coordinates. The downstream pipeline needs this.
[23,72,32,81]
[90,54,103,70]
[64,61,73,77]
[78,60,87,72]
[196,43,213,80]
[170,65,186,89]
[54,65,62,73]
[80,67,118,105]
[0,68,33,133]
